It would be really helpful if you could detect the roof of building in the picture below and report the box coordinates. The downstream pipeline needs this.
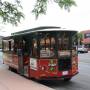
[81,30,90,34]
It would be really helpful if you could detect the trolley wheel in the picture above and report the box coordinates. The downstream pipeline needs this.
[63,77,72,81]
[9,66,12,70]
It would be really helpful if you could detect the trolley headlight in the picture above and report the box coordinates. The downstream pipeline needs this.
[72,60,76,65]
[41,66,46,71]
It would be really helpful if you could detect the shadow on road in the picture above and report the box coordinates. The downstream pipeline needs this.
[32,79,82,89]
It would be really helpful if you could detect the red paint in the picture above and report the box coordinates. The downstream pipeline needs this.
[28,58,78,79]
[3,53,78,80]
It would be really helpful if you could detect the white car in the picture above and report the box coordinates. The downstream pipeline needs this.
[0,49,2,52]
[78,45,88,53]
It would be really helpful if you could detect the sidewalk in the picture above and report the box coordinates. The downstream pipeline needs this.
[0,64,54,90]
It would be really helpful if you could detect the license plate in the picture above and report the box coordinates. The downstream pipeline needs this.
[62,71,68,75]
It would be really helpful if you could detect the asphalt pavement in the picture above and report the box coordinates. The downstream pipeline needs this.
[78,51,90,63]
[0,51,90,90]
[38,51,90,90]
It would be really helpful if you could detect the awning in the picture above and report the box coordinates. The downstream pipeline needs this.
[82,38,90,44]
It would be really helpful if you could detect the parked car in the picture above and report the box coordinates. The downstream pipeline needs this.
[78,45,88,53]
[0,49,2,52]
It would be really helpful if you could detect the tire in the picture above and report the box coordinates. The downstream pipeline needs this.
[9,66,12,70]
[63,78,72,81]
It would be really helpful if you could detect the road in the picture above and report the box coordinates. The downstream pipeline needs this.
[78,51,90,63]
[38,52,90,90]
[38,62,90,90]
[0,52,90,90]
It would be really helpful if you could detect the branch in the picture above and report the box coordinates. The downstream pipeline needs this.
[32,0,76,19]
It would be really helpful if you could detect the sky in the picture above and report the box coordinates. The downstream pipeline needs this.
[0,0,90,36]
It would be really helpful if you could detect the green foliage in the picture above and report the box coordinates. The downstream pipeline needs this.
[77,32,83,45]
[0,0,76,25]
[32,0,48,19]
[77,33,83,40]
[32,0,76,19]
[55,0,76,11]
[0,0,24,26]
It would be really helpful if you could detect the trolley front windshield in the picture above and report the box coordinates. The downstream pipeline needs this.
[38,31,77,58]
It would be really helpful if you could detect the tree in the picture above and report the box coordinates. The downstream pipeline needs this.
[77,32,83,45]
[0,0,76,25]
[32,0,76,19]
[0,0,24,26]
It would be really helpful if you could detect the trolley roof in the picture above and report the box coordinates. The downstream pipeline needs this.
[12,26,77,36]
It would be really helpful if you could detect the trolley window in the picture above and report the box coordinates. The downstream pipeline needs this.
[3,39,14,52]
[57,32,70,50]
[39,32,56,58]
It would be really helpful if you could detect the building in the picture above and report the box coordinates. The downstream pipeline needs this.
[81,30,90,50]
